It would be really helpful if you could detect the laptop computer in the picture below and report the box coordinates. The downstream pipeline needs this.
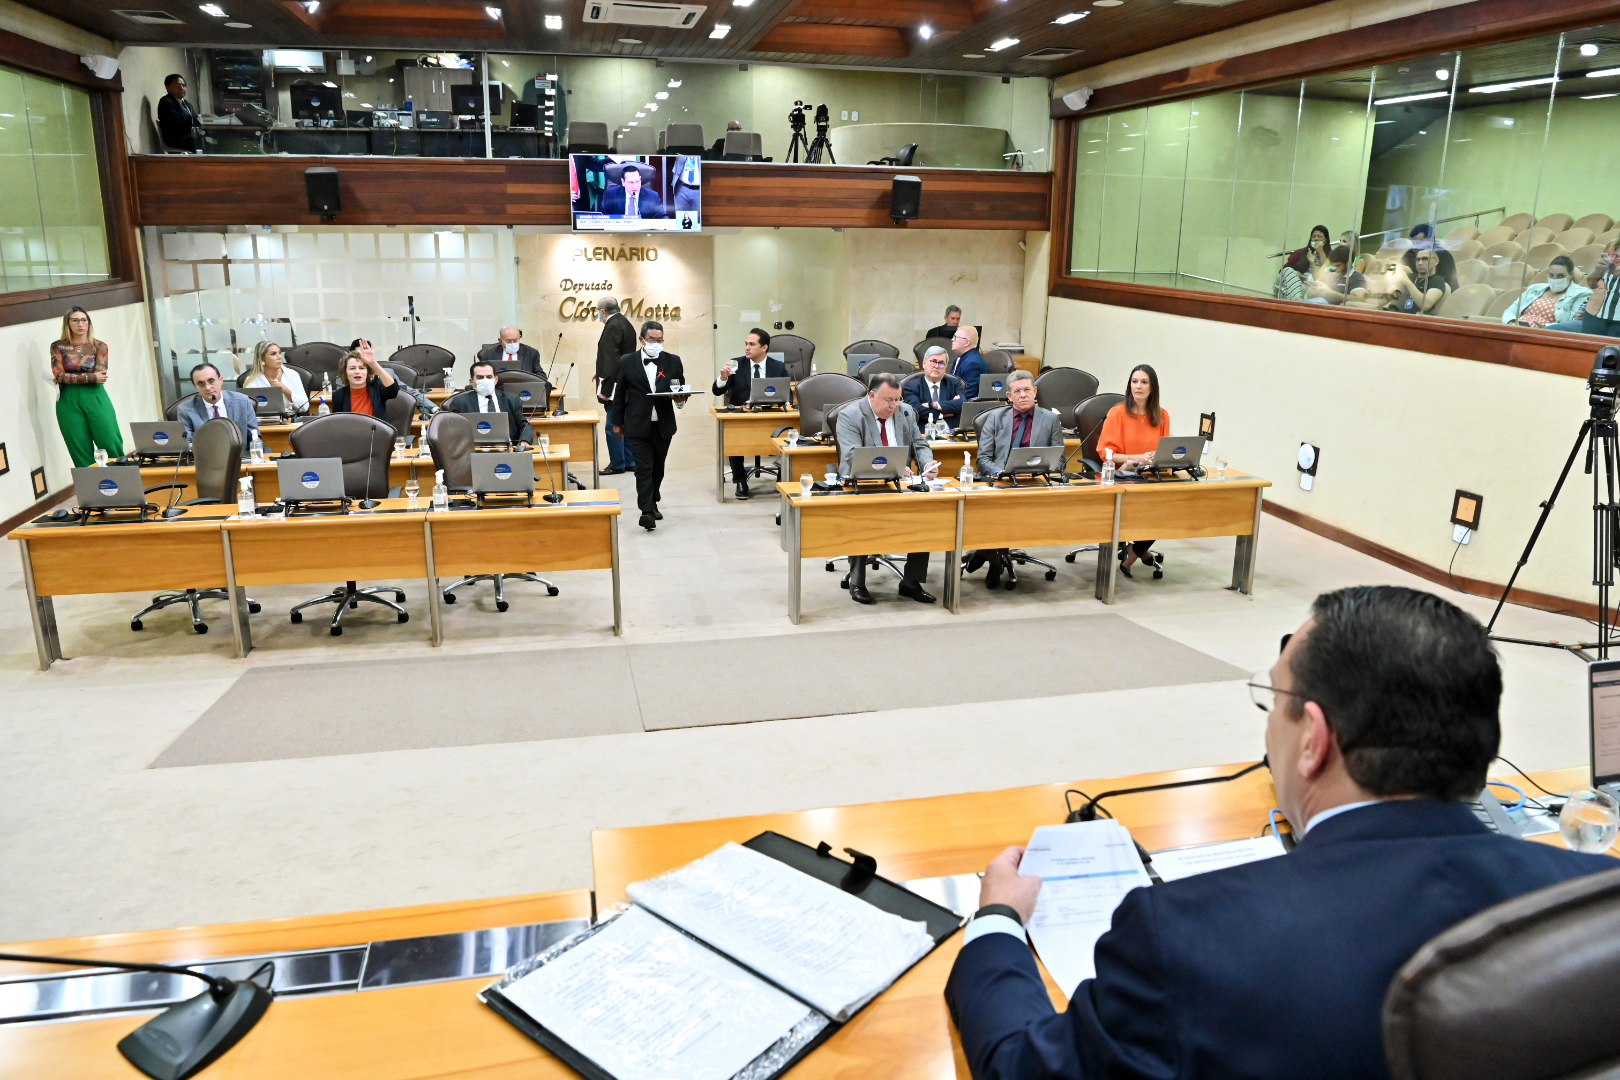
[510,386,548,411]
[978,373,1010,400]
[748,377,792,407]
[73,466,148,510]
[276,457,347,503]
[845,353,881,377]
[471,452,536,495]
[1591,659,1620,803]
[847,445,908,481]
[247,386,287,417]
[1003,444,1065,478]
[470,414,511,448]
[130,421,190,456]
[1147,435,1207,471]
[958,399,1001,433]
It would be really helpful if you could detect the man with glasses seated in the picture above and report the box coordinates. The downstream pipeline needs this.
[946,586,1612,1080]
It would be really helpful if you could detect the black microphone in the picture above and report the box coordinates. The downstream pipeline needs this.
[1065,758,1270,824]
[537,440,564,503]
[358,420,380,509]
[544,331,563,383]
[0,950,272,1078]
[552,363,573,417]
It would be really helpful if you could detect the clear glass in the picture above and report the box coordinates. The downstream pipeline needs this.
[1215,453,1228,479]
[824,463,838,484]
[1559,788,1620,853]
[539,432,550,449]
[394,436,406,458]
[93,447,108,467]
[404,475,420,502]
[800,473,813,495]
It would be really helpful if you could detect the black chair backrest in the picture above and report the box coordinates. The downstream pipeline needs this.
[844,339,900,359]
[497,370,552,411]
[1382,866,1620,1080]
[772,334,816,382]
[190,416,242,502]
[426,411,475,489]
[379,361,420,390]
[861,356,916,378]
[826,398,858,464]
[283,342,349,387]
[289,412,394,499]
[795,372,865,436]
[983,349,1019,375]
[894,143,918,166]
[1035,368,1100,422]
[1074,393,1125,468]
[165,392,197,422]
[391,344,454,387]
[913,336,953,362]
[972,403,1010,439]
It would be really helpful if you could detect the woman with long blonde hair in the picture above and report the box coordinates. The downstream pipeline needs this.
[50,306,124,466]
[242,340,309,413]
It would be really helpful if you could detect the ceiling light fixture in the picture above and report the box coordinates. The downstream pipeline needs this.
[1372,90,1449,105]
[323,80,337,87]
[962,52,985,58]
[199,3,226,14]
[1580,43,1600,57]
[635,111,646,117]
[1582,92,1619,98]
[544,13,562,27]
[1093,0,1123,7]
[709,23,730,37]
[225,20,250,26]
[485,5,501,17]
[1469,76,1557,93]
[1587,66,1620,78]
[628,121,638,126]
[986,36,1019,51]
[918,23,932,38]
[618,36,642,42]
[656,91,668,98]
[1052,11,1087,22]
[303,0,318,11]
[735,0,755,6]
[1436,68,1449,80]
[668,79,682,87]
[365,54,372,61]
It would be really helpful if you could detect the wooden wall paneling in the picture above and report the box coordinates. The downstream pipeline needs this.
[703,164,1051,229]
[0,26,122,91]
[753,24,911,57]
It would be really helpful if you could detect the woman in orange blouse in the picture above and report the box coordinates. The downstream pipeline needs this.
[1097,363,1170,579]
[51,306,125,467]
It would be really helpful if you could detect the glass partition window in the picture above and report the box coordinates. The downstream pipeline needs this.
[0,65,110,295]
[1069,21,1620,341]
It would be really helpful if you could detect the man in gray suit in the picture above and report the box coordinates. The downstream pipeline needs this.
[180,362,259,447]
[835,372,939,606]
[968,369,1064,589]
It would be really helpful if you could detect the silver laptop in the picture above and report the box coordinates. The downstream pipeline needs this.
[276,457,347,502]
[510,385,548,410]
[247,386,287,416]
[845,353,881,376]
[73,466,147,509]
[1003,444,1065,477]
[470,414,510,448]
[958,399,1000,433]
[748,377,792,406]
[130,421,190,456]
[1148,435,1207,471]
[978,373,1010,400]
[1592,660,1620,803]
[471,452,535,494]
[848,445,908,481]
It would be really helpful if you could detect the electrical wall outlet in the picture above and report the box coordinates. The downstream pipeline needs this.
[1453,524,1473,544]
[851,110,859,121]
[840,110,849,120]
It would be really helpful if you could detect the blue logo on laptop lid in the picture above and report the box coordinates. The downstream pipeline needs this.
[1171,444,1188,460]
[152,431,170,445]
[97,478,119,496]
[519,389,533,401]
[255,394,269,405]
[300,471,321,489]
[871,455,888,467]
[494,463,512,479]
[477,420,493,433]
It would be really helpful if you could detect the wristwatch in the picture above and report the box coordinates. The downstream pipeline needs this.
[970,903,1025,926]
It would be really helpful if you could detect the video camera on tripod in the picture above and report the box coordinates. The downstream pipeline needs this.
[787,100,835,164]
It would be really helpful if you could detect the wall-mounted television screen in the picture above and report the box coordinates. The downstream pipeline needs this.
[570,154,700,234]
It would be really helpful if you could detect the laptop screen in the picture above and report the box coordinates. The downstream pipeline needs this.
[1592,661,1620,784]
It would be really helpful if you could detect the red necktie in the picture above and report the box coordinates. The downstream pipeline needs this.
[880,420,890,446]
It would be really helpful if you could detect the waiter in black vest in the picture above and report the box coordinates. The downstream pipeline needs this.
[610,321,687,530]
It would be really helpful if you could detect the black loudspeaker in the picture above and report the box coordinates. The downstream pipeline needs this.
[304,167,341,216]
[890,174,921,223]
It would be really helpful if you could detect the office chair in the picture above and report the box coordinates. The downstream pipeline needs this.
[861,356,916,380]
[283,342,348,390]
[664,123,704,155]
[391,344,454,388]
[913,336,952,363]
[164,393,198,422]
[722,130,763,161]
[844,339,900,360]
[381,382,420,444]
[496,369,553,414]
[425,412,559,611]
[868,143,917,167]
[982,349,1020,375]
[961,404,1060,588]
[379,361,421,394]
[129,417,262,633]
[566,121,610,154]
[772,334,816,382]
[822,398,909,588]
[794,372,864,438]
[1064,393,1126,565]
[1382,866,1620,1080]
[1034,367,1099,421]
[287,413,409,635]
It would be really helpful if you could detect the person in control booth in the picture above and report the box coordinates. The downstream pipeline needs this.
[598,162,665,219]
[1097,363,1171,579]
[712,327,787,500]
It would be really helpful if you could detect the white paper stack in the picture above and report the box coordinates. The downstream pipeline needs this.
[1018,820,1153,998]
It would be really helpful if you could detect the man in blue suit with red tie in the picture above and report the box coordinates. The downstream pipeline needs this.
[946,585,1612,1080]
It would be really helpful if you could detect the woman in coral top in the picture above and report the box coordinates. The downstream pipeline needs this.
[331,346,400,418]
[1097,363,1170,579]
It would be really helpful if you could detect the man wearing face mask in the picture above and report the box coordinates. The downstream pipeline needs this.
[477,326,541,375]
[1505,255,1592,329]
[446,359,533,445]
[611,321,687,530]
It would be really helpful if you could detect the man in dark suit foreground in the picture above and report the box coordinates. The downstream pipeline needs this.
[610,320,687,530]
[946,585,1612,1080]
[711,327,787,499]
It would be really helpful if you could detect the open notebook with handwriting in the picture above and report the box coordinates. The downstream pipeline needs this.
[481,832,960,1080]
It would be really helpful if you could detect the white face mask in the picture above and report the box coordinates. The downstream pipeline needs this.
[1547,276,1570,293]
[643,342,663,358]
[475,377,496,396]
[503,341,519,354]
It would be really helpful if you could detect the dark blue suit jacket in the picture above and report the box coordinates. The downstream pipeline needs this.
[953,348,988,398]
[945,800,1612,1080]
[598,185,666,219]
[712,355,788,407]
[904,374,966,428]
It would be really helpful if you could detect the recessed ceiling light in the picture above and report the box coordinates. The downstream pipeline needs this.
[1581,43,1600,56]
[648,103,658,110]
[365,54,372,61]
[1373,90,1449,104]
[199,3,226,14]
[544,13,562,27]
[1093,0,1123,6]
[224,19,250,26]
[628,121,638,126]
[918,23,932,38]
[635,111,646,117]
[1435,68,1449,80]
[302,0,318,11]
[1052,11,1087,22]
[323,80,337,87]
[618,36,642,43]
[734,0,754,6]
[485,5,501,17]
[656,91,668,99]
[962,52,985,58]
[986,36,1019,51]
[1582,92,1619,98]
[709,23,729,38]
[668,79,682,87]
[1587,66,1620,77]
[1469,76,1557,93]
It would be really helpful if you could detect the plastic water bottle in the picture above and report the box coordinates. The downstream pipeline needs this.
[1100,448,1116,486]
[958,452,973,486]
[237,475,255,516]
[431,469,449,512]
[249,428,266,463]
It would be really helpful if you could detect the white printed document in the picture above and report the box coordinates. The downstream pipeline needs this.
[626,841,934,1020]
[1019,821,1152,998]
[498,906,814,1080]
[1148,835,1288,882]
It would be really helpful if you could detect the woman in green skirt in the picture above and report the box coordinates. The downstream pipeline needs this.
[51,306,124,467]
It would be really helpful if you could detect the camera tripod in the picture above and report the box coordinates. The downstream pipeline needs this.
[807,120,834,164]
[787,120,811,163]
[1487,377,1620,660]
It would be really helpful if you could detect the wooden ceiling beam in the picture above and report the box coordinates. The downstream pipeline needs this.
[787,0,975,31]
[753,22,909,55]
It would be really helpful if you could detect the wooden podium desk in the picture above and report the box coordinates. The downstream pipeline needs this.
[713,406,799,502]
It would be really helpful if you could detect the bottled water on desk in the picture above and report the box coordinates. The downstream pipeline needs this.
[1100,448,1116,486]
[237,475,255,517]
[431,469,449,512]
[249,429,266,464]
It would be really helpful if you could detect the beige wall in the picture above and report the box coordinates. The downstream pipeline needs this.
[117,45,193,155]
[847,229,1027,351]
[0,302,162,521]
[1044,296,1593,605]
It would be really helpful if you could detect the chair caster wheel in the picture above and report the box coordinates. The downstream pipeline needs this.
[130,619,143,631]
[248,602,262,614]
[1064,552,1077,563]
[443,592,457,603]
[496,600,509,612]
[394,591,406,602]
[290,612,303,624]
[825,562,836,572]
[775,515,781,526]
[1045,570,1057,581]
[194,622,209,634]
[840,579,849,590]
[547,586,560,596]
[349,600,359,609]
[330,625,343,636]
[398,612,409,623]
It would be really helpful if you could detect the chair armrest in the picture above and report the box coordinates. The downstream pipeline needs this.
[771,426,796,438]
[143,483,187,494]
[181,497,222,506]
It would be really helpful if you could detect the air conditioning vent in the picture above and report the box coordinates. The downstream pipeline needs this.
[584,0,706,27]
[1022,47,1081,60]
[115,8,187,23]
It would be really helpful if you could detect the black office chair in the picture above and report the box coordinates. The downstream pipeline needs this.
[391,344,455,388]
[1382,866,1620,1080]
[164,393,198,422]
[861,356,917,381]
[1034,367,1100,423]
[913,336,953,363]
[129,417,262,633]
[843,339,900,360]
[822,398,908,588]
[983,349,1020,375]
[287,413,408,635]
[1065,393,1126,565]
[794,372,865,439]
[496,369,552,415]
[283,342,348,391]
[772,334,816,382]
[868,143,917,167]
[379,360,421,392]
[426,412,559,611]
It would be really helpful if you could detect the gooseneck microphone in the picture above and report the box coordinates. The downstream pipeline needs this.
[537,441,565,503]
[552,363,573,417]
[358,416,380,509]
[543,331,563,384]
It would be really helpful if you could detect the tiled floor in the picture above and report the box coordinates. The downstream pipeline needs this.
[0,406,1598,941]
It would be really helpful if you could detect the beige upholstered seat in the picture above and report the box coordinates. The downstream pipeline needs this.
[1453,259,1489,286]
[1476,225,1516,248]
[1481,241,1525,266]
[1514,227,1554,249]
[1486,261,1531,290]
[1554,228,1595,250]
[1524,243,1567,271]
[1444,225,1480,241]
[1534,211,1573,233]
[1453,239,1484,261]
[1573,213,1613,235]
[1571,244,1606,276]
[1437,283,1496,319]
[1499,211,1535,232]
[1484,289,1521,319]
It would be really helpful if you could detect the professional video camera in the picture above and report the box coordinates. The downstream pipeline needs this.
[1590,344,1620,418]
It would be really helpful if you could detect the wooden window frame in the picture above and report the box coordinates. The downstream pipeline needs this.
[1046,0,1620,379]
[0,28,142,329]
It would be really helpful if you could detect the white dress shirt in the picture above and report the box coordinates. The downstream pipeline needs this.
[642,352,658,390]
[479,394,499,413]
[243,371,309,412]
[875,414,896,446]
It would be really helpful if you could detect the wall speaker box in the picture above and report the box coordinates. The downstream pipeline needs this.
[304,167,341,215]
[890,174,921,223]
